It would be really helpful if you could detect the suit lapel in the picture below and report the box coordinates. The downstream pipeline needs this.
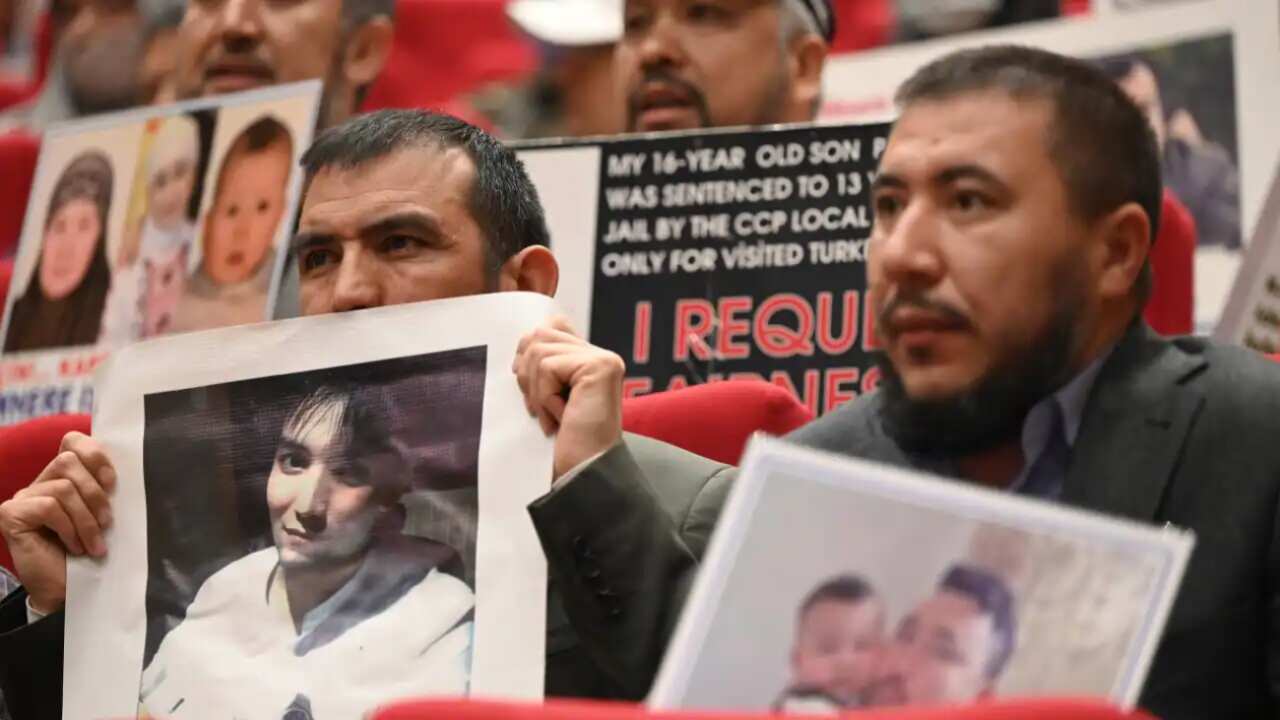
[1062,323,1207,522]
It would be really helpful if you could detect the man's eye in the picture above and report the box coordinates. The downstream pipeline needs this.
[299,248,338,273]
[382,235,423,254]
[873,195,902,218]
[688,1,728,22]
[226,204,240,219]
[623,10,652,34]
[257,199,270,213]
[954,191,990,213]
[276,450,310,474]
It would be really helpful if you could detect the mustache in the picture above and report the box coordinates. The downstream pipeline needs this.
[627,68,709,127]
[876,292,973,338]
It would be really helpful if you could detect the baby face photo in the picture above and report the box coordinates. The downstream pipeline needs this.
[138,346,486,719]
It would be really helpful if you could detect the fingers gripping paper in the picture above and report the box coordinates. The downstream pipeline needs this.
[65,293,555,719]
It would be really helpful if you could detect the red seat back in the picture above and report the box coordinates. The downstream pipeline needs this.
[621,380,814,465]
[0,258,11,313]
[371,698,1155,720]
[0,413,92,572]
[0,131,40,259]
[363,0,535,113]
[1143,190,1195,336]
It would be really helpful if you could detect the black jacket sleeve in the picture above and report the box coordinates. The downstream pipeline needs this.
[0,588,64,720]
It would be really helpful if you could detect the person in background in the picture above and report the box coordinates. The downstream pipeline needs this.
[0,0,185,131]
[892,0,1058,43]
[2,150,113,353]
[471,0,623,139]
[616,0,833,133]
[170,0,395,131]
[1101,55,1241,250]
[865,566,1017,707]
[777,574,886,711]
[173,115,295,332]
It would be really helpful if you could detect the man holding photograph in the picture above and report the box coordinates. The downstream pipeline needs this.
[0,109,729,716]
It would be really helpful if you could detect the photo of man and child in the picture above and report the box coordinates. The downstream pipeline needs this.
[776,565,1016,712]
[2,93,306,355]
[650,443,1188,714]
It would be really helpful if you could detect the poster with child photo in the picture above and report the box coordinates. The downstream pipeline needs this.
[0,81,320,427]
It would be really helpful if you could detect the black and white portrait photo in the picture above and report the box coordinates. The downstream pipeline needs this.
[137,347,486,719]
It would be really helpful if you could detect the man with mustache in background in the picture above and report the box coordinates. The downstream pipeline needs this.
[616,0,832,133]
[170,0,394,130]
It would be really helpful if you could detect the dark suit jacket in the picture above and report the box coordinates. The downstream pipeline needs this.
[0,432,732,718]
[790,322,1280,718]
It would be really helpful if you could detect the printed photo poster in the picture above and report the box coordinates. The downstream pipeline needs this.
[0,81,321,427]
[650,437,1193,713]
[63,292,555,720]
[1216,168,1280,353]
[818,0,1280,333]
[519,122,891,417]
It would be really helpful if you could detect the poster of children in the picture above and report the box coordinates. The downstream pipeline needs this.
[0,81,320,426]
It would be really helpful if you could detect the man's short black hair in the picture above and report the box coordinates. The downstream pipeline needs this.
[301,109,551,273]
[939,564,1017,680]
[342,0,396,27]
[896,45,1163,304]
[798,574,878,618]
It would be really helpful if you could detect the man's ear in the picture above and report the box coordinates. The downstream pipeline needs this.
[497,246,559,296]
[340,17,395,93]
[1093,202,1152,302]
[787,34,828,122]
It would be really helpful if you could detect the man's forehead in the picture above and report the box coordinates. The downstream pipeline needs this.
[883,91,1054,176]
[299,146,476,228]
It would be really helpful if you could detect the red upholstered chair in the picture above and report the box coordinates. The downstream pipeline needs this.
[371,698,1155,720]
[1143,190,1196,337]
[0,131,40,259]
[0,413,92,572]
[362,0,535,113]
[0,257,11,312]
[621,380,814,466]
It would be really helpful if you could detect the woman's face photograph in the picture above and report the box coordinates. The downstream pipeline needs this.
[39,196,102,300]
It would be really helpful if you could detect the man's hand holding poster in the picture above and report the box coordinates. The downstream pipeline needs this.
[0,82,322,426]
[64,293,554,719]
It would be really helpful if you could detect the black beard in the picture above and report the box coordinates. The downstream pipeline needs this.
[876,298,1080,459]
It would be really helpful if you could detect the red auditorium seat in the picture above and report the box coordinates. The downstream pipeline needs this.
[0,413,91,572]
[0,131,40,258]
[1144,190,1195,336]
[621,380,814,465]
[371,698,1155,720]
[0,257,11,308]
[363,0,535,113]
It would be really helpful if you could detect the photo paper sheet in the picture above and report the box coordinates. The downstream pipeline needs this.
[0,81,321,426]
[64,292,555,719]
[1216,167,1280,353]
[818,0,1280,333]
[651,436,1193,712]
[519,121,891,417]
